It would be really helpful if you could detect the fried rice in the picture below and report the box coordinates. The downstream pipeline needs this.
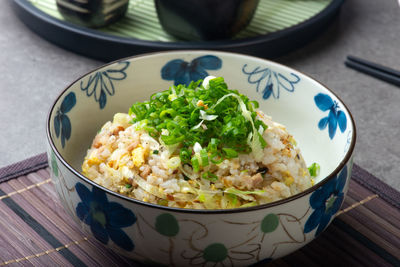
[82,77,313,209]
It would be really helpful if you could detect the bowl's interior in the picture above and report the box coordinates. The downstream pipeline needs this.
[48,51,355,187]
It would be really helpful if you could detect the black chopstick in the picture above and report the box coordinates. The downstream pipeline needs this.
[345,55,400,87]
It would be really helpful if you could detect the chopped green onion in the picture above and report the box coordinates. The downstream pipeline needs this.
[128,77,268,166]
[161,134,185,145]
[222,148,238,159]
[168,94,177,101]
[160,108,176,119]
[198,194,206,203]
[207,138,219,153]
[200,149,209,166]
[258,132,267,149]
[191,157,200,172]
[125,184,132,189]
[308,163,320,177]
[179,148,191,164]
[249,101,259,109]
[202,171,218,182]
[153,150,159,154]
[255,120,267,132]
[210,152,224,164]
[167,156,181,169]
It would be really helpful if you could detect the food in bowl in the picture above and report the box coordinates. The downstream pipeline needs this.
[82,76,317,209]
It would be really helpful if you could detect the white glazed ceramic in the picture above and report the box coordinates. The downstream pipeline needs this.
[46,51,356,266]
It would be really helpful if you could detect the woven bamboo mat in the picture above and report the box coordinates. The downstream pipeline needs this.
[0,154,399,266]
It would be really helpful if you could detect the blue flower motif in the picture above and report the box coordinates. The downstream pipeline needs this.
[242,64,300,100]
[161,55,222,86]
[314,93,347,139]
[54,92,76,148]
[81,61,130,109]
[304,166,348,237]
[75,182,136,251]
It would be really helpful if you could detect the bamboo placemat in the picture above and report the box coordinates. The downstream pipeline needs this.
[0,154,399,266]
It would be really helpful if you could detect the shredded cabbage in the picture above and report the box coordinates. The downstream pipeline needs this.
[224,187,265,201]
[132,174,166,199]
[199,110,218,121]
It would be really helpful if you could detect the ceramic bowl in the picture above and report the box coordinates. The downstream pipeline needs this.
[46,51,356,265]
[56,0,129,28]
[154,0,260,40]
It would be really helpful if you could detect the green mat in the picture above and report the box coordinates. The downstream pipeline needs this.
[29,0,332,42]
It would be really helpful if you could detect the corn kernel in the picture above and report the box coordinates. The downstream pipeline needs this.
[87,156,101,165]
[288,136,297,146]
[284,176,294,186]
[82,164,89,175]
[300,168,308,177]
[131,146,145,167]
[282,171,294,186]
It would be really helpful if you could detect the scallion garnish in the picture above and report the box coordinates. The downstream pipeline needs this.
[129,77,268,172]
[202,171,218,182]
[222,148,238,159]
[191,157,200,172]
[308,163,320,177]
[200,148,209,166]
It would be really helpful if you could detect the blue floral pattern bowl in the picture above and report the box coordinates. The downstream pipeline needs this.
[46,51,356,265]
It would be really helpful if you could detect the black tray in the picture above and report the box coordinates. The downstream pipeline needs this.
[12,0,344,62]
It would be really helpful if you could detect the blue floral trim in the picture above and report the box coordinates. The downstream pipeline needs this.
[304,165,347,237]
[242,64,300,100]
[314,93,347,139]
[75,182,136,251]
[81,61,130,109]
[161,55,222,86]
[54,92,76,148]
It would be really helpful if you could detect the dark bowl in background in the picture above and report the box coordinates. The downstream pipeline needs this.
[56,0,129,28]
[154,0,260,41]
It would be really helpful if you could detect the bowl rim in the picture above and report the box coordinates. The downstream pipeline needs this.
[46,50,357,214]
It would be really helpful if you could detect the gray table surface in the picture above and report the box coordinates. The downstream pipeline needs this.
[1,0,399,190]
